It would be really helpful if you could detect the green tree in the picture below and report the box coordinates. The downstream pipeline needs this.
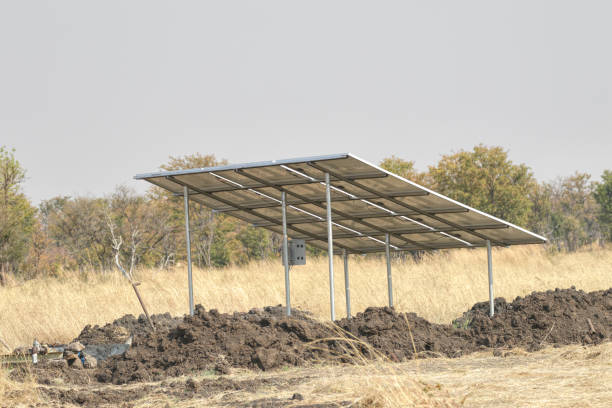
[44,196,111,270]
[0,147,36,274]
[530,173,601,251]
[593,170,612,241]
[428,145,535,226]
[152,153,257,267]
[380,156,430,186]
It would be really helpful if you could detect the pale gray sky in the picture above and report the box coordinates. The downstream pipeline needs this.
[1,1,610,204]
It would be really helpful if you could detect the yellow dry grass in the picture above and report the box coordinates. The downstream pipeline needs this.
[1,244,609,348]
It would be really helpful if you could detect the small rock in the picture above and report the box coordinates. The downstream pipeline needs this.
[291,393,304,401]
[185,378,199,392]
[214,355,231,375]
[83,354,97,369]
[66,341,85,353]
[253,347,279,371]
[69,358,84,369]
[47,359,67,368]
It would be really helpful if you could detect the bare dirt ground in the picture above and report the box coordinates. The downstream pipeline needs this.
[16,342,612,407]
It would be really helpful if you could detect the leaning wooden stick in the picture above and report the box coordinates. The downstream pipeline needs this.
[130,281,155,330]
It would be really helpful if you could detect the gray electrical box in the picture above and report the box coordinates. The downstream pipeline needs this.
[288,239,306,265]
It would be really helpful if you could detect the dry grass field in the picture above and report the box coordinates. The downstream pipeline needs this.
[1,245,610,347]
[0,244,610,407]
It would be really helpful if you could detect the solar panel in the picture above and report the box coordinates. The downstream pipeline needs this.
[135,153,546,254]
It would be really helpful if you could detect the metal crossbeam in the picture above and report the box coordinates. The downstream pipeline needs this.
[173,171,390,195]
[354,237,543,253]
[236,169,433,251]
[166,176,359,253]
[300,224,508,241]
[250,208,469,227]
[307,161,506,246]
[208,190,431,212]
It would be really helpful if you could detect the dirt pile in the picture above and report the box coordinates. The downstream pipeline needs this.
[466,287,610,350]
[336,307,474,360]
[74,312,182,345]
[95,305,341,384]
[78,287,611,384]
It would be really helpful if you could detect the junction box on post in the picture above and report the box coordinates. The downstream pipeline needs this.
[288,239,306,265]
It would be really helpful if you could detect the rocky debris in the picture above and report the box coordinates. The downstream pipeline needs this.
[62,346,98,370]
[63,350,78,361]
[11,343,52,356]
[83,354,97,369]
[66,341,85,353]
[213,354,231,375]
[83,339,132,361]
[69,357,83,369]
[12,346,30,355]
[47,359,67,368]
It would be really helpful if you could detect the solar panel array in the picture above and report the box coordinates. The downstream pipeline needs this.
[135,153,546,254]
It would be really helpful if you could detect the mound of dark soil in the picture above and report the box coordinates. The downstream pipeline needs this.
[95,305,341,384]
[467,287,610,350]
[74,312,182,344]
[80,287,611,384]
[336,307,474,360]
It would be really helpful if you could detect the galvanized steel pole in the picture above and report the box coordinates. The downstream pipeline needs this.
[487,240,494,317]
[281,191,291,316]
[385,233,393,308]
[325,173,335,321]
[183,186,194,316]
[343,249,351,319]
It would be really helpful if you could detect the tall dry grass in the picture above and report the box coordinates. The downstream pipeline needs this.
[0,244,610,348]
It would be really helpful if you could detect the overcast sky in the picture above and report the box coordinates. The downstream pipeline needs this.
[1,1,610,204]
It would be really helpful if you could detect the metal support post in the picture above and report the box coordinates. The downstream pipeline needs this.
[184,186,194,316]
[325,173,335,321]
[487,240,494,317]
[281,191,291,316]
[385,233,393,308]
[343,249,351,319]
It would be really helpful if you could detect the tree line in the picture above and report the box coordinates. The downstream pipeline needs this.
[1,145,610,279]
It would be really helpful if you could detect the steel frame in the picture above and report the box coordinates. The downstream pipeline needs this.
[166,176,360,253]
[487,240,494,316]
[281,191,291,316]
[136,153,546,320]
[183,186,194,316]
